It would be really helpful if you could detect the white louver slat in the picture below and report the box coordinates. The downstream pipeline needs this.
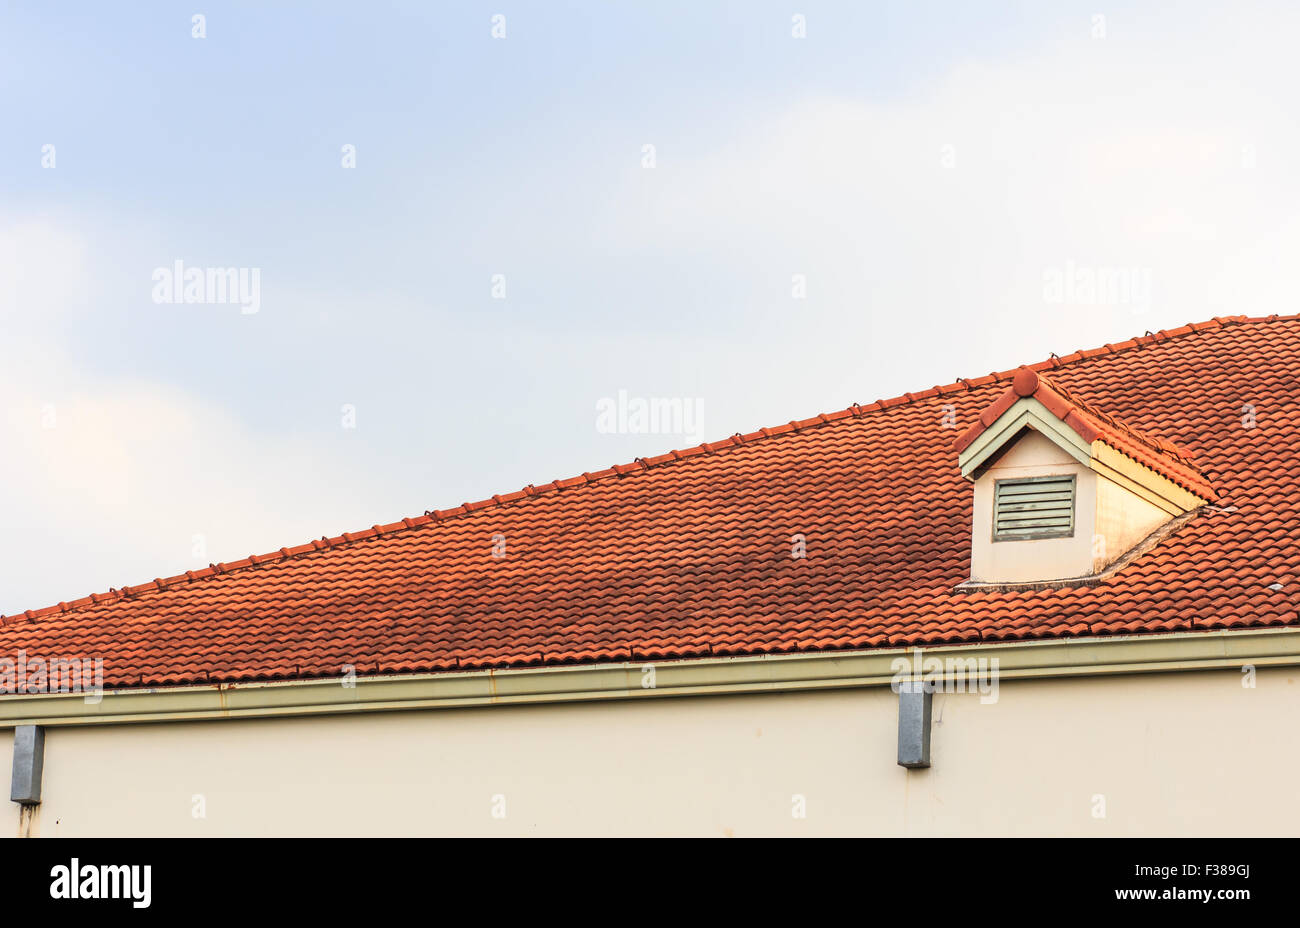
[993,475,1076,540]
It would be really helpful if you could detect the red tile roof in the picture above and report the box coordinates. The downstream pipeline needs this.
[954,366,1218,500]
[2,314,1298,689]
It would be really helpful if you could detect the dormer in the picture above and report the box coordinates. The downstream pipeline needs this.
[954,368,1215,586]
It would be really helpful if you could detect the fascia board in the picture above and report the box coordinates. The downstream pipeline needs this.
[959,398,1092,479]
[1,627,1296,729]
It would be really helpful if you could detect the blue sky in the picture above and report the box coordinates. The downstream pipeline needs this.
[2,1,1297,614]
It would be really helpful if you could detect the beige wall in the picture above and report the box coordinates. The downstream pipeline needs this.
[11,665,1298,837]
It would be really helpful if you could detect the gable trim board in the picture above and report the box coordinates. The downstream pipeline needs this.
[0,626,1293,729]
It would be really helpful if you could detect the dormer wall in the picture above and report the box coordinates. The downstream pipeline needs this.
[958,368,1212,587]
[1094,474,1173,571]
[969,427,1183,583]
[970,430,1097,583]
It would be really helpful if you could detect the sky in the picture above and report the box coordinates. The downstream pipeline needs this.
[1,1,1298,615]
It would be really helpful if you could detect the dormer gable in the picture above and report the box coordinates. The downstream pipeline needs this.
[954,368,1214,585]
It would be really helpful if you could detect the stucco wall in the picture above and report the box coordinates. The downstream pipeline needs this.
[9,665,1297,837]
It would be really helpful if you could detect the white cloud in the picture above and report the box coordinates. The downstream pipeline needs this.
[0,221,382,615]
[591,10,1300,405]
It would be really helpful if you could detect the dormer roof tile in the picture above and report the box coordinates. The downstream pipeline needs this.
[955,366,1217,500]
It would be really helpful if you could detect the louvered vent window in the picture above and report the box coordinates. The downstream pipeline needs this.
[993,475,1076,541]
